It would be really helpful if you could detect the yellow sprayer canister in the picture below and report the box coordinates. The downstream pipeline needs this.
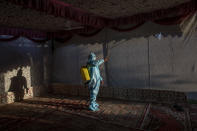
[80,66,90,83]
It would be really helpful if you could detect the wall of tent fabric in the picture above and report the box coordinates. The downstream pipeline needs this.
[0,36,52,103]
[52,22,197,96]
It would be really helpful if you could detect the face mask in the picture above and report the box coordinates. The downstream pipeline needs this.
[92,56,96,60]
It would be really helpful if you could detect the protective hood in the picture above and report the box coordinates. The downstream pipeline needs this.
[88,52,96,63]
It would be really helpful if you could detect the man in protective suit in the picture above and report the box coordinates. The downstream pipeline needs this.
[87,52,108,111]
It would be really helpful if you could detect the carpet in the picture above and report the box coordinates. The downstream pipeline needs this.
[0,96,149,131]
[141,104,192,131]
[0,96,191,131]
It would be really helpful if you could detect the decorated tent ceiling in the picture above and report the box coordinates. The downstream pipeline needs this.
[0,0,81,32]
[59,0,190,18]
[0,0,196,38]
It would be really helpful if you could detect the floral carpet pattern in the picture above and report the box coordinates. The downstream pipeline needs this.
[0,95,192,131]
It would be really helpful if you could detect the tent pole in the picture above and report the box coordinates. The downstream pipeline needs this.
[147,37,151,89]
[103,29,110,87]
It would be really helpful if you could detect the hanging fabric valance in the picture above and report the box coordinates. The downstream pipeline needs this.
[0,0,196,43]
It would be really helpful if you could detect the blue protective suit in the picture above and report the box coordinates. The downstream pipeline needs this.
[87,52,104,111]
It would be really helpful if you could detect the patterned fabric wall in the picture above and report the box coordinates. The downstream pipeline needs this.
[0,36,52,104]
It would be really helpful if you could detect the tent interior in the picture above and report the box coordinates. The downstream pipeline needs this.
[0,0,197,130]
